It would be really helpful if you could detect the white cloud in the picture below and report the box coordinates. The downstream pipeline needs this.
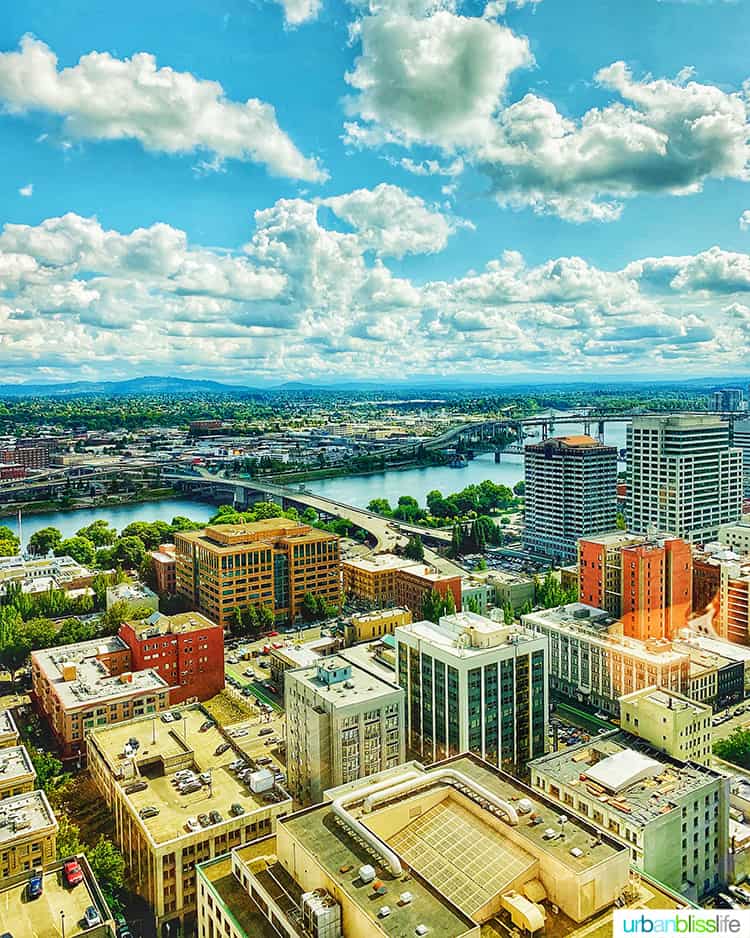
[18,183,33,197]
[274,0,323,26]
[0,35,326,181]
[740,210,750,231]
[319,183,469,257]
[483,0,543,16]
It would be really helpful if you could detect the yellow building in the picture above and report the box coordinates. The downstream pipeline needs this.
[0,709,19,749]
[344,607,412,645]
[619,687,713,765]
[0,789,57,879]
[87,706,292,935]
[0,745,36,799]
[174,519,340,628]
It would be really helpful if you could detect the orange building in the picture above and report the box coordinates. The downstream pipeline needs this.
[342,553,461,616]
[149,543,177,594]
[579,532,692,641]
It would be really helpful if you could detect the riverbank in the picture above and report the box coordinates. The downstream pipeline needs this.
[264,455,446,486]
[0,487,183,520]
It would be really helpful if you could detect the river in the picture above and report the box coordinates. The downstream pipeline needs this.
[9,419,628,549]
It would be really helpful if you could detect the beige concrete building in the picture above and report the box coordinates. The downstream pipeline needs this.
[0,708,19,749]
[197,754,643,938]
[0,744,36,799]
[619,687,713,765]
[284,656,404,806]
[530,732,730,900]
[87,706,292,935]
[268,635,339,691]
[344,607,412,646]
[0,789,57,879]
[717,516,750,555]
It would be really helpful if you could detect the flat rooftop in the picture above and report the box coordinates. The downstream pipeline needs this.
[343,553,414,574]
[339,643,398,682]
[0,790,56,846]
[34,637,168,709]
[625,688,710,716]
[90,707,290,845]
[0,744,35,784]
[0,861,111,938]
[531,733,723,827]
[0,708,18,740]
[199,851,281,938]
[350,608,410,624]
[127,610,219,637]
[397,614,541,658]
[677,634,750,663]
[108,582,156,602]
[287,654,402,704]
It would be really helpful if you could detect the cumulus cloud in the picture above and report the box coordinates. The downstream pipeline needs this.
[274,0,323,26]
[18,183,33,197]
[741,210,750,231]
[0,35,326,181]
[319,183,469,257]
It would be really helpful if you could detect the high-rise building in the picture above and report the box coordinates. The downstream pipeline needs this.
[174,519,340,628]
[627,415,742,543]
[691,546,750,644]
[711,388,744,412]
[578,531,692,640]
[284,655,405,805]
[395,612,548,773]
[524,435,618,564]
[619,687,712,765]
[730,420,750,494]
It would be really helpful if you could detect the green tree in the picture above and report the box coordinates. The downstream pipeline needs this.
[112,535,146,568]
[22,617,57,651]
[301,507,319,524]
[29,749,70,795]
[56,815,84,859]
[714,727,750,769]
[0,525,20,557]
[57,536,96,567]
[75,519,117,546]
[367,498,393,515]
[28,526,63,556]
[615,511,627,530]
[503,601,515,625]
[513,480,525,496]
[88,836,126,897]
[404,534,425,562]
[0,606,30,682]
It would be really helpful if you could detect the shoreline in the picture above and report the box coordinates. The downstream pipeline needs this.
[0,487,186,521]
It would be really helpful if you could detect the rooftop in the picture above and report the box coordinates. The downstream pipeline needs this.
[107,581,157,602]
[531,732,724,827]
[620,687,711,717]
[0,708,18,740]
[287,654,402,705]
[177,519,334,552]
[0,789,57,846]
[350,607,411,625]
[676,633,750,664]
[339,643,398,682]
[0,745,35,784]
[397,613,543,658]
[199,848,285,938]
[88,707,290,846]
[33,636,169,709]
[527,435,616,451]
[126,610,220,638]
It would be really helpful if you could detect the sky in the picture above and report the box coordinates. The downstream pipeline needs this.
[1,0,750,386]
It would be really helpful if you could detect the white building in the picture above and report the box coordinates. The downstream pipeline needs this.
[395,611,548,774]
[284,655,404,806]
[627,414,742,543]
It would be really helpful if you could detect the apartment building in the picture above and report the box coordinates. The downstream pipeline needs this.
[284,656,404,805]
[174,519,340,628]
[619,687,712,765]
[578,532,692,640]
[530,733,730,900]
[0,789,57,879]
[150,543,177,594]
[87,707,291,935]
[342,553,461,615]
[31,636,170,758]
[396,612,548,774]
[197,754,637,938]
[0,709,20,749]
[677,641,745,710]
[524,435,618,564]
[690,545,750,644]
[344,607,412,645]
[119,611,225,704]
[522,604,691,716]
[627,415,742,543]
[0,444,51,469]
[0,745,36,799]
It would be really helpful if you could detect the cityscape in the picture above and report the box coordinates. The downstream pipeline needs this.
[3,2,750,938]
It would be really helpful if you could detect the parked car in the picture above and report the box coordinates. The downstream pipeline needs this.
[63,858,84,886]
[267,684,278,694]
[259,660,270,668]
[180,780,202,794]
[231,728,249,738]
[242,687,254,697]
[256,757,272,766]
[185,817,201,833]
[115,913,133,938]
[84,906,102,928]
[161,712,175,723]
[209,809,223,824]
[124,780,147,795]
[243,668,255,677]
[229,759,246,771]
[230,803,244,816]
[198,813,210,827]
[199,720,215,732]
[214,742,231,755]
[199,772,212,785]
[174,770,196,782]
[258,727,273,736]
[139,806,159,819]
[28,871,43,899]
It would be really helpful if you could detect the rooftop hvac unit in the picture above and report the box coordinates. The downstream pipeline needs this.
[301,890,342,938]
[359,864,376,884]
[399,892,413,905]
[517,798,533,815]
[415,926,429,936]
[378,906,391,918]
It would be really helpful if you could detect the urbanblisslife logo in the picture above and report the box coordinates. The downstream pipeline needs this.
[614,911,750,935]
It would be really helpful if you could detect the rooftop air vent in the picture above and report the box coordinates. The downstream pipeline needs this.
[378,906,391,918]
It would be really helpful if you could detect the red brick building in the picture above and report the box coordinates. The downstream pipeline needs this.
[149,544,176,594]
[118,611,224,704]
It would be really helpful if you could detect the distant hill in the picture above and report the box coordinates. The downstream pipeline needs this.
[0,376,260,397]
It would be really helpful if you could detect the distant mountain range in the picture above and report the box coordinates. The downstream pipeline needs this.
[0,373,748,398]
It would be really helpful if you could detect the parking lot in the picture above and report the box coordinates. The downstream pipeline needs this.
[0,867,106,938]
[710,700,750,743]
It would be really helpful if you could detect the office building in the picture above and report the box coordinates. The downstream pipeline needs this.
[0,853,114,938]
[268,635,338,690]
[0,444,51,469]
[530,732,730,900]
[677,633,750,695]
[88,706,291,935]
[31,636,170,757]
[396,612,548,773]
[174,519,340,628]
[717,515,750,555]
[578,532,692,640]
[619,687,712,765]
[150,543,177,594]
[731,420,750,494]
[344,607,412,645]
[0,789,57,879]
[197,754,663,938]
[627,415,742,543]
[119,611,225,704]
[711,388,744,412]
[691,545,750,644]
[342,553,462,616]
[0,709,20,749]
[522,604,691,716]
[524,435,618,564]
[0,745,36,799]
[461,577,492,614]
[483,570,536,613]
[284,656,404,805]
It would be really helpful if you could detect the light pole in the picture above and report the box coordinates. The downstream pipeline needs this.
[60,910,66,938]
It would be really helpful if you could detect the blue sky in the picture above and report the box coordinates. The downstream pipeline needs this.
[1,0,750,384]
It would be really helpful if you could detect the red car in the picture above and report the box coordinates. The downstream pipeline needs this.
[268,631,279,637]
[63,859,84,887]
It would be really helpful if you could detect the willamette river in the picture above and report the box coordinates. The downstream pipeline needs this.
[9,420,627,550]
